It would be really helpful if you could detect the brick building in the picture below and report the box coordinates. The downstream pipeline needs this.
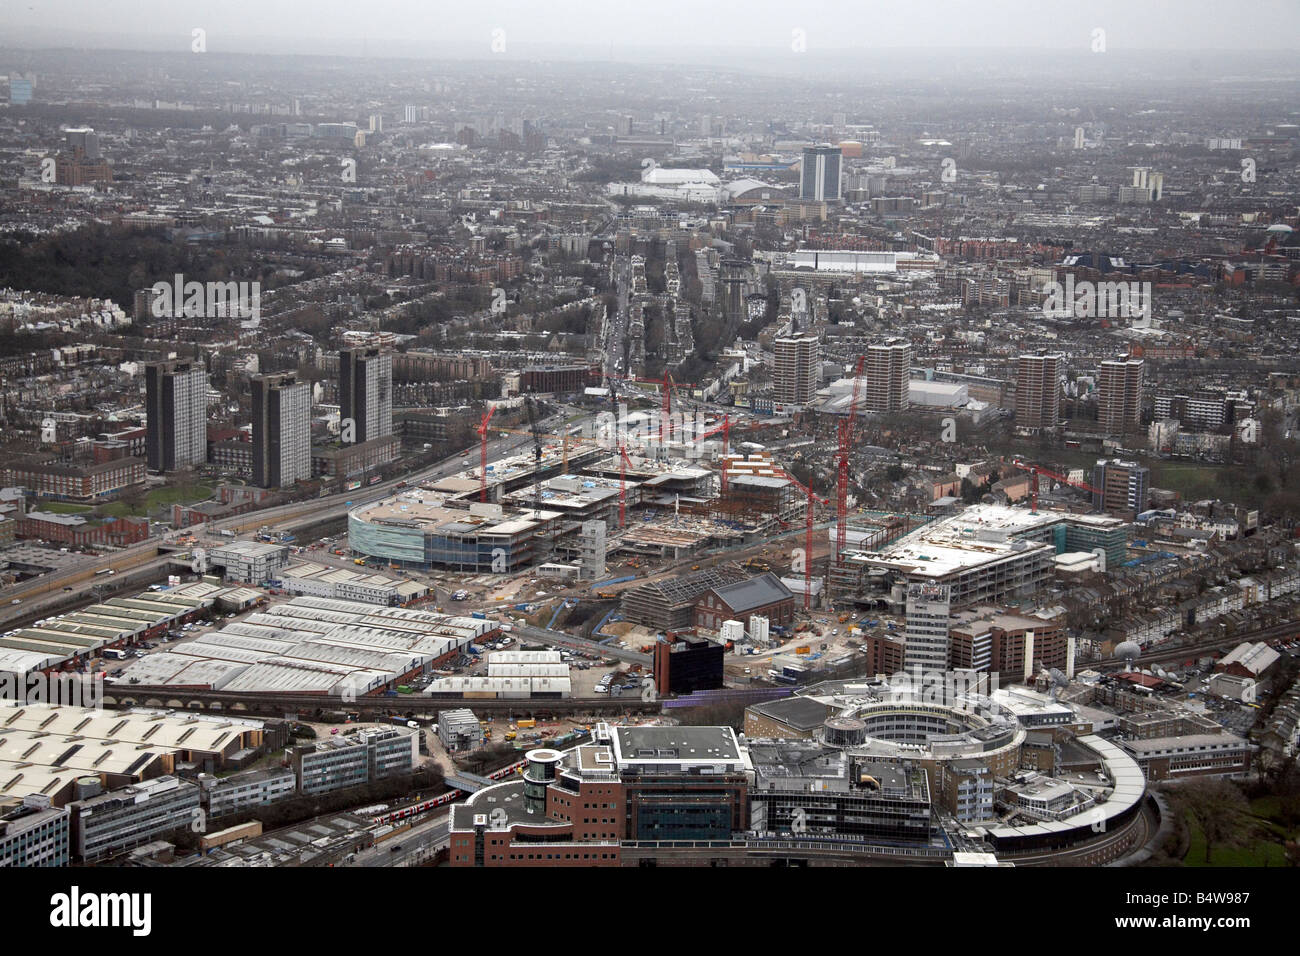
[949,608,1070,683]
[3,457,146,502]
[448,725,748,867]
[694,573,796,631]
[16,511,148,548]
[519,365,601,395]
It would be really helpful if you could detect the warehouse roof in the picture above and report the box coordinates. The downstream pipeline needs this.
[709,572,794,612]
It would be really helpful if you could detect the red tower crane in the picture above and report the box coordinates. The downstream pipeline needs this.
[1008,458,1102,512]
[835,355,867,569]
[771,466,828,611]
[475,406,497,503]
[610,373,697,446]
[690,413,732,492]
[617,442,635,528]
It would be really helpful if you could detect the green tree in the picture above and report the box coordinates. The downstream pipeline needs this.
[1181,778,1250,863]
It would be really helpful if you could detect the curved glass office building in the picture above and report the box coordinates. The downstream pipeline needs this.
[348,497,553,572]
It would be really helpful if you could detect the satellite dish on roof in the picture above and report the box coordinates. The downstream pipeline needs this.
[1114,641,1141,665]
[1043,666,1070,701]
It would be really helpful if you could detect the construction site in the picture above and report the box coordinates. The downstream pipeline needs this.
[349,349,1135,678]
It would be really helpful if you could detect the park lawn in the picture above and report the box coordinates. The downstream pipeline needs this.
[1149,461,1230,502]
[999,438,1261,508]
[145,483,212,508]
[1183,811,1290,867]
[35,501,92,514]
[97,483,213,518]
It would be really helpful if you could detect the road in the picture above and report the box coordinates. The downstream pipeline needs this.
[604,255,630,378]
[514,622,651,665]
[346,813,450,867]
[0,407,590,628]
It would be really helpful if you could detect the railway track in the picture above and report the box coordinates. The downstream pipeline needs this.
[1092,619,1300,671]
[100,687,662,717]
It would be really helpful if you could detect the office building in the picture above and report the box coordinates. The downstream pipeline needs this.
[145,360,208,472]
[839,505,1082,608]
[8,75,33,106]
[1097,358,1143,435]
[903,583,952,674]
[279,560,428,605]
[348,498,559,573]
[800,144,843,201]
[1015,353,1062,430]
[64,126,100,159]
[950,607,1070,683]
[339,347,393,445]
[1119,734,1250,782]
[773,335,820,407]
[67,776,202,862]
[207,540,290,584]
[448,724,749,867]
[1093,459,1150,520]
[0,800,69,867]
[651,635,725,695]
[748,743,932,843]
[437,709,483,752]
[252,372,311,488]
[866,340,911,413]
[290,727,419,796]
[202,768,297,818]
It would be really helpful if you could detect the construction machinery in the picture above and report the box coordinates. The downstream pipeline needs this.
[525,396,543,515]
[1006,458,1102,513]
[475,405,496,503]
[689,413,768,492]
[769,465,827,611]
[835,355,867,573]
[609,372,697,446]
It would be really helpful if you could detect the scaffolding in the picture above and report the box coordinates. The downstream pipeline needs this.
[828,513,928,601]
[621,565,749,631]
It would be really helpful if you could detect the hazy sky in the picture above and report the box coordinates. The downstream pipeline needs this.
[2,0,1298,56]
